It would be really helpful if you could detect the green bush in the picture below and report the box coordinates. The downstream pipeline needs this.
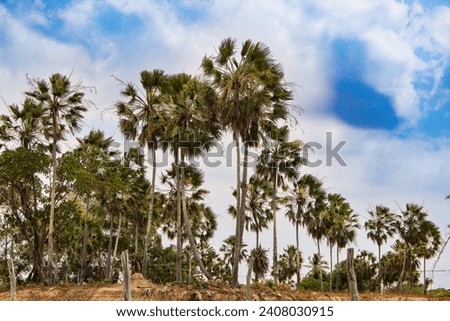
[299,276,329,291]
[429,288,450,297]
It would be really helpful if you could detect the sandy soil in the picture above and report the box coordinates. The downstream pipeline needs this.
[0,273,448,301]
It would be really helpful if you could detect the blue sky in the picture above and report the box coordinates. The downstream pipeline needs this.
[1,0,450,288]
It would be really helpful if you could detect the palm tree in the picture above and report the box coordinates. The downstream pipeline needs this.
[256,125,303,284]
[162,73,220,282]
[302,176,327,290]
[396,203,436,292]
[0,98,46,150]
[161,160,218,281]
[430,195,449,287]
[220,235,248,274]
[25,73,89,283]
[285,179,306,286]
[228,175,272,248]
[76,129,118,157]
[305,253,328,280]
[202,38,294,286]
[414,221,441,294]
[115,69,168,278]
[249,246,270,282]
[364,205,398,292]
[278,245,302,285]
[326,193,360,291]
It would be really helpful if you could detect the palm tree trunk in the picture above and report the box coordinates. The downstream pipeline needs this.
[180,154,212,280]
[272,169,278,285]
[231,135,241,287]
[47,118,58,284]
[423,257,427,295]
[317,240,323,291]
[239,143,249,239]
[397,245,408,292]
[378,244,382,293]
[295,220,301,288]
[336,247,340,290]
[233,142,249,285]
[256,229,260,249]
[329,242,333,292]
[143,146,157,278]
[175,147,183,284]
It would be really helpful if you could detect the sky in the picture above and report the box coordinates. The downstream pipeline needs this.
[0,0,449,289]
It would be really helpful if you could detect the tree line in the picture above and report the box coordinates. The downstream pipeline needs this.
[0,38,447,293]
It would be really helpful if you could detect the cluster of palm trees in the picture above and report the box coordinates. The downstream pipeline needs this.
[0,38,447,293]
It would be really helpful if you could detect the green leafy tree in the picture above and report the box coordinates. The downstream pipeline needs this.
[0,99,50,283]
[58,132,114,283]
[0,148,50,282]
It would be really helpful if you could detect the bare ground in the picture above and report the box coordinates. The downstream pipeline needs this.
[1,273,448,301]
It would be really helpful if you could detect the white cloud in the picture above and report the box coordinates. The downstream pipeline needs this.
[57,0,97,27]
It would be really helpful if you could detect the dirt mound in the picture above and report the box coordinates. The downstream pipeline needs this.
[131,273,145,280]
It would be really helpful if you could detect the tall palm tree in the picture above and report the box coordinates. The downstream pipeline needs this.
[115,69,168,278]
[284,175,311,286]
[326,193,360,291]
[396,203,436,292]
[163,73,220,282]
[364,205,398,292]
[256,125,303,284]
[202,38,294,286]
[25,73,89,283]
[302,175,327,291]
[414,221,441,294]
